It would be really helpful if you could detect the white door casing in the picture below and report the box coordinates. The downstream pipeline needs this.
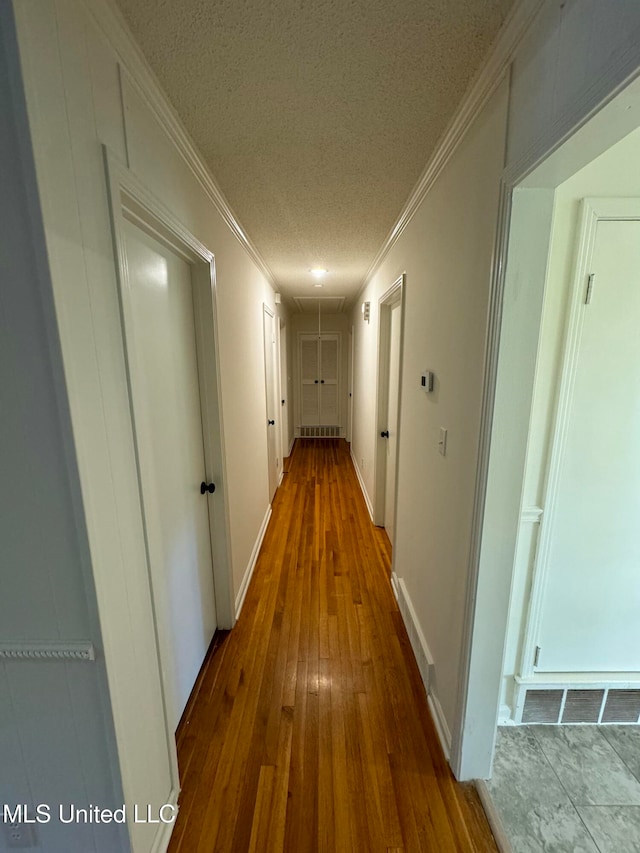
[383,302,402,545]
[104,151,234,849]
[524,199,640,674]
[123,221,217,732]
[279,319,290,459]
[374,276,405,534]
[263,305,279,501]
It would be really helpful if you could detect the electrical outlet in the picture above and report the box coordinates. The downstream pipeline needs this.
[3,820,37,848]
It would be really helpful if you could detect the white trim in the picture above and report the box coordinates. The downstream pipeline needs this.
[521,505,543,524]
[497,704,515,726]
[350,449,374,522]
[235,505,272,620]
[85,0,275,286]
[428,694,452,762]
[475,781,513,853]
[520,198,640,680]
[390,572,400,602]
[288,435,296,457]
[149,785,180,853]
[516,673,640,688]
[393,574,452,758]
[373,276,405,530]
[356,0,542,297]
[452,181,513,778]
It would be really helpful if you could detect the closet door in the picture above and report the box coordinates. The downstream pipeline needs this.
[300,335,319,426]
[319,335,339,425]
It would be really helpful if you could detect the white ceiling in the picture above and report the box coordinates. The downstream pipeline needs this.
[115,0,514,308]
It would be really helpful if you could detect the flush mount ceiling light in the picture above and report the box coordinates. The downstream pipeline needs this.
[313,283,324,288]
[310,268,328,279]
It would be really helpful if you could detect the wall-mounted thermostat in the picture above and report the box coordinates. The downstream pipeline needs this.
[421,371,435,392]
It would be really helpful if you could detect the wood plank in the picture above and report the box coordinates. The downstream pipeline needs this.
[170,439,498,852]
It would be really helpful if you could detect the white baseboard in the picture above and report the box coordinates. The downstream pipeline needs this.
[150,785,180,853]
[288,435,296,457]
[235,505,272,620]
[278,469,284,487]
[475,780,513,853]
[392,572,452,759]
[498,703,516,725]
[349,449,374,522]
[428,692,452,762]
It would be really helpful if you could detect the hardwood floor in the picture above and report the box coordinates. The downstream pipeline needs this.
[169,439,497,852]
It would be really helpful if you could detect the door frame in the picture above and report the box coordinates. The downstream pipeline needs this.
[262,303,280,499]
[373,275,405,529]
[347,325,354,443]
[520,197,640,679]
[454,77,640,780]
[104,149,234,751]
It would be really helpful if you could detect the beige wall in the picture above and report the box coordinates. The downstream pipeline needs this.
[350,79,509,739]
[13,1,276,849]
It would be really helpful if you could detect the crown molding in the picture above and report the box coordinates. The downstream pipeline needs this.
[84,0,276,287]
[357,0,544,298]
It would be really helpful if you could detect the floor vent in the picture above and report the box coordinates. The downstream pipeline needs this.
[299,426,341,438]
[520,687,640,725]
[602,689,640,723]
[562,689,604,723]
[522,689,563,724]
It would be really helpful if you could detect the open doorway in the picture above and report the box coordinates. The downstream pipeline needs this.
[463,79,640,849]
[374,275,405,547]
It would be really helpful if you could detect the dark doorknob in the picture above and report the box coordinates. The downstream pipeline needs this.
[268,419,275,425]
[200,481,216,494]
[314,379,319,384]
[380,430,389,438]
[321,379,325,384]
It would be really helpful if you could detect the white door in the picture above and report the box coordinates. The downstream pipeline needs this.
[319,335,339,425]
[279,320,289,458]
[383,301,401,544]
[263,306,279,501]
[300,335,320,426]
[537,218,640,672]
[124,221,217,732]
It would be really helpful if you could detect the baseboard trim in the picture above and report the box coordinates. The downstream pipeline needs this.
[150,784,180,853]
[428,692,452,762]
[475,780,513,853]
[349,449,374,522]
[235,505,272,620]
[287,435,296,457]
[498,703,515,726]
[393,572,452,759]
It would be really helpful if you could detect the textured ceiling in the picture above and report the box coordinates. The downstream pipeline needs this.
[115,0,514,305]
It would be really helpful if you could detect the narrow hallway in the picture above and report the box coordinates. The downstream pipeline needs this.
[168,439,497,852]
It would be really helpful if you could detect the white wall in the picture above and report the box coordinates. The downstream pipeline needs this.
[501,126,640,710]
[290,312,350,434]
[0,5,126,851]
[12,0,276,849]
[465,0,640,780]
[351,79,509,742]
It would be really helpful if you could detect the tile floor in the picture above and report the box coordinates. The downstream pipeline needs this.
[487,726,640,852]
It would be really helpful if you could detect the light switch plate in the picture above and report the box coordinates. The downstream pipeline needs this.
[438,427,447,456]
